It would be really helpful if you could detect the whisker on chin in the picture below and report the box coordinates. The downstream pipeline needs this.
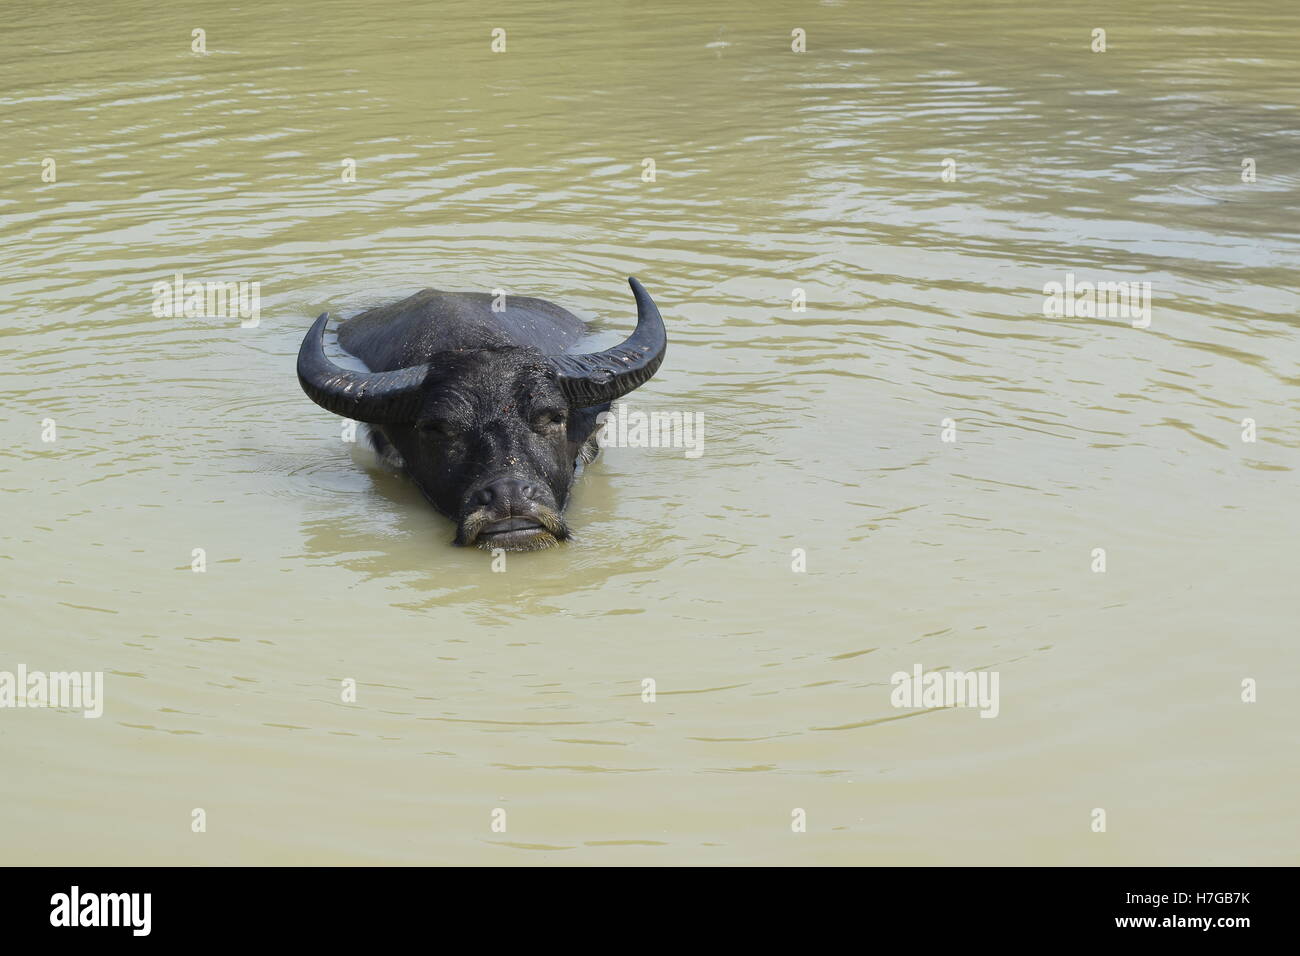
[532,504,568,539]
[455,509,492,547]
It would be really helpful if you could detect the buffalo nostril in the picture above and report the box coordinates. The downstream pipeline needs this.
[476,478,540,512]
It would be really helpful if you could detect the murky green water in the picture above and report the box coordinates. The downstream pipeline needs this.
[2,0,1297,864]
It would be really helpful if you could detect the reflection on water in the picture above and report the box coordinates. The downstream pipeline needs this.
[1,0,1297,864]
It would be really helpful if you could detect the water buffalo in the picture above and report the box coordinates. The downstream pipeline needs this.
[297,277,667,551]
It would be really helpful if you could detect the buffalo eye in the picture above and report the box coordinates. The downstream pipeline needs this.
[417,418,458,438]
[531,409,567,431]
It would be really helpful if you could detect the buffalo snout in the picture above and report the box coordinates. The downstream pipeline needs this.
[456,475,568,551]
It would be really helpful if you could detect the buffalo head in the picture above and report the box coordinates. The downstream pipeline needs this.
[297,278,666,551]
